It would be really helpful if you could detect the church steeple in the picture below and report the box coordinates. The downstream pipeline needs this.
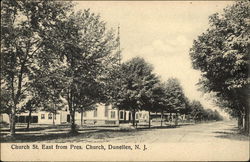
[117,24,121,65]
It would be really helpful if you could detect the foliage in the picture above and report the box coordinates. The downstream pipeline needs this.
[115,57,159,110]
[1,0,72,135]
[112,57,159,126]
[0,89,11,114]
[163,78,187,113]
[148,83,167,113]
[189,1,249,132]
[31,65,66,118]
[189,100,223,121]
[49,9,120,133]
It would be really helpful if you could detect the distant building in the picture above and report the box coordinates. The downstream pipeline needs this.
[0,104,149,126]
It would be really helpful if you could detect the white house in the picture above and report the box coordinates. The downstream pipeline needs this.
[0,104,149,126]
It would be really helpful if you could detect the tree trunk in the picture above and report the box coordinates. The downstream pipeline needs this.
[68,88,78,134]
[10,106,16,136]
[160,111,163,127]
[238,114,243,129]
[175,113,178,126]
[132,109,136,127]
[243,107,249,135]
[8,114,12,128]
[170,112,172,125]
[80,109,83,127]
[117,108,120,121]
[69,101,77,133]
[242,114,245,130]
[52,103,56,126]
[52,112,55,126]
[10,115,16,136]
[70,111,77,134]
[26,109,32,130]
[148,111,151,128]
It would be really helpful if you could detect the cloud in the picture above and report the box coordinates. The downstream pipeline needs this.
[123,35,191,61]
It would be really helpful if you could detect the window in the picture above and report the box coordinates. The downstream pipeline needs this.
[135,113,139,120]
[41,114,45,119]
[18,116,25,123]
[104,105,108,117]
[93,109,97,117]
[48,113,52,120]
[111,111,116,119]
[31,116,38,123]
[120,111,124,119]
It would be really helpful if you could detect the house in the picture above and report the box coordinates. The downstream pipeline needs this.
[0,104,149,126]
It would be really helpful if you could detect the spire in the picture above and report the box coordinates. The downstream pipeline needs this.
[117,24,121,65]
[117,24,121,122]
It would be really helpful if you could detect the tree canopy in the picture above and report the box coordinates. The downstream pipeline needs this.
[1,0,119,135]
[50,9,120,133]
[189,1,249,133]
[163,78,187,113]
[189,100,223,121]
[1,0,73,136]
[114,57,159,126]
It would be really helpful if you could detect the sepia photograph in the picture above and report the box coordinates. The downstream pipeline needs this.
[0,0,249,161]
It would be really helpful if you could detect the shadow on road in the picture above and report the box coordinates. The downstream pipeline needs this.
[213,127,249,141]
[0,129,107,143]
[0,124,184,143]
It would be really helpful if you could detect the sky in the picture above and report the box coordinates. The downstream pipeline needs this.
[74,1,234,117]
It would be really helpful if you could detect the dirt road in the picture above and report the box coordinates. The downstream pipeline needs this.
[105,120,249,161]
[111,120,249,143]
[1,121,249,161]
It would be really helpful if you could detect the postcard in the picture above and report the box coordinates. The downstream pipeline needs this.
[1,1,249,161]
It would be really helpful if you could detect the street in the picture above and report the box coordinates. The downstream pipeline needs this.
[1,120,249,161]
[106,120,249,161]
[109,120,249,143]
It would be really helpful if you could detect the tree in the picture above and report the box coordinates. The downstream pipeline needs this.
[77,103,96,127]
[50,9,119,133]
[148,83,167,127]
[32,66,66,126]
[189,100,206,122]
[20,95,40,130]
[189,1,249,134]
[163,78,186,125]
[1,0,72,136]
[189,100,223,122]
[0,89,11,115]
[115,57,159,127]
